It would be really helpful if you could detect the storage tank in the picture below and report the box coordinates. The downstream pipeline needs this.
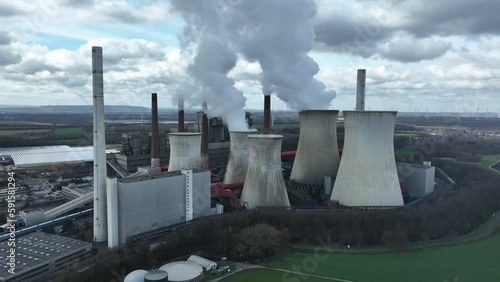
[159,261,203,282]
[223,130,257,184]
[168,133,202,171]
[124,270,147,282]
[240,134,290,208]
[330,111,404,207]
[289,110,340,191]
[144,269,168,282]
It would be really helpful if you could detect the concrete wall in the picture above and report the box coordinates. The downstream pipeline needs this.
[397,163,435,197]
[115,171,210,246]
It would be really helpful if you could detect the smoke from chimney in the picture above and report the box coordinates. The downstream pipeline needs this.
[151,93,160,168]
[171,0,336,112]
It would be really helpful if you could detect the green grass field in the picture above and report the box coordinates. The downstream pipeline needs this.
[262,233,500,282]
[219,268,335,282]
[394,145,416,156]
[53,127,83,135]
[394,132,420,137]
[477,154,500,170]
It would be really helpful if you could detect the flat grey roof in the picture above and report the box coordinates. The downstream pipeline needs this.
[0,232,91,279]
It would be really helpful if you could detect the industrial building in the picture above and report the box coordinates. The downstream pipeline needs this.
[0,232,92,282]
[106,169,211,248]
[19,209,46,227]
[397,162,436,197]
[331,111,404,207]
[289,110,341,191]
[187,255,217,271]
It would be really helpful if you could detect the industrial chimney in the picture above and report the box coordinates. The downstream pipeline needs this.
[151,93,160,168]
[223,130,257,184]
[178,100,185,132]
[201,103,209,169]
[168,132,202,171]
[356,69,366,111]
[91,46,107,242]
[240,134,290,208]
[330,111,404,207]
[262,95,272,134]
[289,110,340,190]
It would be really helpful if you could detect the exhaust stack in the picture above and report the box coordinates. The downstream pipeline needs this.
[201,103,209,169]
[289,110,340,190]
[91,46,107,242]
[356,69,366,111]
[262,95,272,134]
[223,130,257,184]
[240,134,290,208]
[151,93,160,168]
[178,100,185,132]
[330,111,404,207]
[168,133,202,171]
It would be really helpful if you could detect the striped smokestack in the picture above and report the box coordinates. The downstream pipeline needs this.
[151,93,160,168]
[201,102,209,169]
[177,100,185,132]
[262,95,272,134]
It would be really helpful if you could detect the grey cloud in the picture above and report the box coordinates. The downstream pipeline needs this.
[19,59,60,74]
[60,0,95,7]
[380,36,452,62]
[0,2,26,17]
[0,47,21,66]
[0,32,12,45]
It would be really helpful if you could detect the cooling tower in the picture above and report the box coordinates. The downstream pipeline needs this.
[240,134,290,208]
[289,110,340,190]
[168,133,202,171]
[223,130,257,184]
[330,111,404,207]
[91,46,107,242]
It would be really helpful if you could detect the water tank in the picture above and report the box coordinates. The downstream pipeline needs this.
[124,270,147,282]
[159,261,203,282]
[144,269,168,282]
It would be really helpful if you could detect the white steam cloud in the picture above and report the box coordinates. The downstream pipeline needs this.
[172,0,336,129]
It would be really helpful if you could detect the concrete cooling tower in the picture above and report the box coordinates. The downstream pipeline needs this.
[330,111,404,207]
[240,134,290,208]
[223,130,257,184]
[289,110,340,191]
[168,133,202,171]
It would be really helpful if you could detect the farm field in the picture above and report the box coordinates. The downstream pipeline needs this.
[262,233,500,282]
[394,145,416,156]
[477,154,500,172]
[219,268,336,282]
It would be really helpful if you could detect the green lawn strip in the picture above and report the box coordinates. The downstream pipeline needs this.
[53,127,83,135]
[218,268,335,282]
[263,233,500,282]
[477,154,500,171]
[394,145,416,156]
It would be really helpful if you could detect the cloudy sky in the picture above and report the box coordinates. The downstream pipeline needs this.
[1,0,499,113]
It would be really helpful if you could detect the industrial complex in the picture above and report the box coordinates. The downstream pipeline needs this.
[0,48,445,281]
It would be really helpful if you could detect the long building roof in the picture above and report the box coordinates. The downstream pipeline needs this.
[0,145,118,167]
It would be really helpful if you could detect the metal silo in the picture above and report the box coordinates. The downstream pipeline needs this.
[240,134,290,208]
[289,110,340,191]
[223,130,257,184]
[168,133,202,171]
[330,111,404,207]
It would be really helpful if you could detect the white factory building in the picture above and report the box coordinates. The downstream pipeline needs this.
[106,169,211,248]
[397,162,436,197]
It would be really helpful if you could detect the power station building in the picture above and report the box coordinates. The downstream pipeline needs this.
[397,162,435,197]
[106,169,211,248]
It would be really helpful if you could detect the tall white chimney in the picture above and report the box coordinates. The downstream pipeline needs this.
[356,69,366,111]
[92,46,107,242]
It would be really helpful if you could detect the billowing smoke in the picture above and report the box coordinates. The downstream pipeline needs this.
[172,0,335,125]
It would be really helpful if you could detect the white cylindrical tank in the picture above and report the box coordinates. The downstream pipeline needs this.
[124,270,147,282]
[289,110,340,190]
[159,261,203,282]
[168,133,202,172]
[144,269,168,282]
[240,134,290,208]
[330,111,404,207]
[223,130,257,184]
